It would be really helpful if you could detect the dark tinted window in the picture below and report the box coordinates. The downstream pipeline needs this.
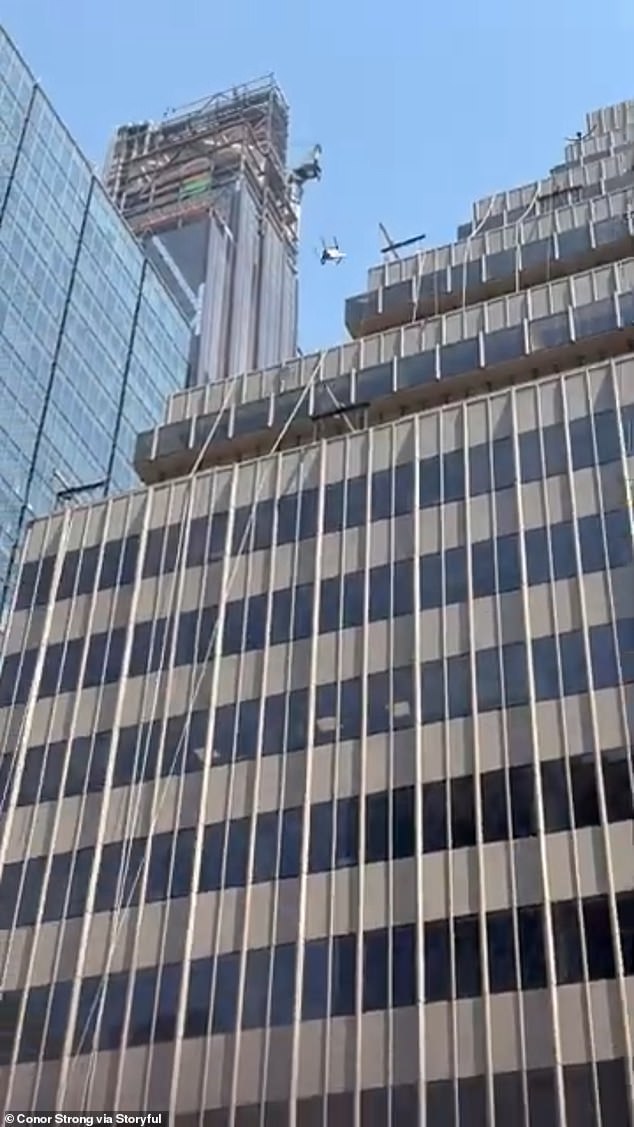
[212,952,240,1033]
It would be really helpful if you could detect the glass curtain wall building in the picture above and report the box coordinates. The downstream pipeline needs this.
[104,78,300,388]
[0,98,633,1124]
[0,26,190,631]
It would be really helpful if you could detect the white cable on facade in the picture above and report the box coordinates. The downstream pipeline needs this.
[67,348,327,1085]
[0,377,239,828]
[75,371,243,1106]
[460,190,498,315]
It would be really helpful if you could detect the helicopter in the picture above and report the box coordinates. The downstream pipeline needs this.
[319,236,346,266]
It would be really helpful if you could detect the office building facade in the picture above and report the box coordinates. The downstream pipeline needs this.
[104,77,300,388]
[0,98,633,1124]
[0,26,191,630]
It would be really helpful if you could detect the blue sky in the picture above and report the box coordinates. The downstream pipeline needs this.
[3,0,634,355]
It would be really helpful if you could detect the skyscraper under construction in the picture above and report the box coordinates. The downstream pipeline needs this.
[105,77,307,387]
[0,96,633,1124]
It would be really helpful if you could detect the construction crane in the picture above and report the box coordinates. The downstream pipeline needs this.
[379,223,426,261]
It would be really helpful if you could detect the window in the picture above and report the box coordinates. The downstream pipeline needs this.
[563,1063,599,1127]
[393,787,416,859]
[524,525,550,585]
[486,248,515,281]
[569,758,600,828]
[602,748,634,822]
[19,985,47,1062]
[235,699,260,761]
[208,511,228,561]
[15,560,39,611]
[467,443,490,496]
[475,647,501,713]
[517,906,546,989]
[397,350,436,389]
[225,818,250,888]
[100,535,139,589]
[447,654,471,719]
[421,660,444,724]
[527,1069,557,1127]
[552,900,583,984]
[302,939,328,1020]
[366,791,388,863]
[94,839,144,914]
[440,338,479,379]
[199,824,223,892]
[131,617,170,675]
[573,298,617,342]
[493,436,515,489]
[72,977,100,1054]
[532,636,559,700]
[270,943,296,1026]
[332,934,356,1015]
[445,545,468,604]
[185,959,212,1038]
[443,449,465,503]
[557,226,592,260]
[253,810,278,883]
[335,796,358,868]
[502,642,529,707]
[519,429,542,483]
[419,455,441,508]
[487,911,516,993]
[510,765,537,837]
[481,771,507,843]
[605,509,632,568]
[393,925,416,1007]
[454,915,481,997]
[279,807,302,879]
[497,533,521,592]
[494,1073,524,1123]
[541,759,570,833]
[569,414,594,471]
[543,424,567,476]
[232,399,270,436]
[99,972,128,1051]
[583,897,615,980]
[420,552,442,609]
[128,966,156,1046]
[422,780,447,853]
[522,236,554,271]
[17,856,46,927]
[212,952,240,1034]
[309,803,332,873]
[616,892,634,975]
[425,919,450,1002]
[342,571,364,628]
[242,948,271,1029]
[83,629,125,688]
[597,1059,630,1123]
[357,361,393,399]
[551,521,576,579]
[484,324,525,367]
[363,928,388,1011]
[559,630,587,696]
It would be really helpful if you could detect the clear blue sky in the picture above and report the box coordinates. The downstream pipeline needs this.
[3,0,634,355]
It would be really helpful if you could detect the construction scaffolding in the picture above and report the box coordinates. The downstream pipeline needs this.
[104,74,297,253]
[104,75,306,384]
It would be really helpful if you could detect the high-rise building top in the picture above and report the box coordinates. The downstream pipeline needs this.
[105,76,303,387]
[0,25,190,632]
[0,94,633,1123]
